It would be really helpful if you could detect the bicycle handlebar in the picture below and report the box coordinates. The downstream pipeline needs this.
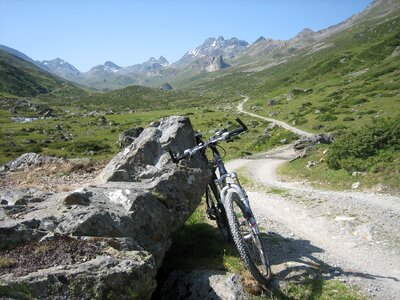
[168,118,247,163]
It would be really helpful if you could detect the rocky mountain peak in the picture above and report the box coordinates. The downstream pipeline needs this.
[40,58,81,80]
[205,55,230,72]
[292,28,317,41]
[254,36,266,44]
[146,56,169,66]
[174,36,248,69]
[121,56,169,75]
[158,56,169,66]
[103,61,121,72]
[187,36,249,58]
[48,58,63,64]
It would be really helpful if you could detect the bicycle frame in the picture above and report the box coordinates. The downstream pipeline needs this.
[207,142,260,235]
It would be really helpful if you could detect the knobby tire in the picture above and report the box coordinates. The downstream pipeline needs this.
[225,190,271,285]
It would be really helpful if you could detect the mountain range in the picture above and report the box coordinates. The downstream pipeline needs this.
[0,16,360,91]
[1,36,250,90]
[1,0,399,96]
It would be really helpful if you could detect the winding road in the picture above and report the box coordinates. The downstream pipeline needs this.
[229,97,400,299]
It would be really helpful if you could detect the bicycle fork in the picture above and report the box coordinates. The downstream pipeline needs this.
[215,172,260,236]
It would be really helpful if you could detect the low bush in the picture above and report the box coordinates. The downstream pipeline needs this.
[349,98,368,105]
[342,116,355,121]
[326,116,400,172]
[317,114,337,122]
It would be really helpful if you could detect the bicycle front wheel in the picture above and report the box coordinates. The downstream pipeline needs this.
[225,190,271,285]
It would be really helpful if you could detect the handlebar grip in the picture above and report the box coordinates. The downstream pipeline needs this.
[235,118,248,131]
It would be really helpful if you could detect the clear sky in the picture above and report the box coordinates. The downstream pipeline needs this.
[0,0,372,72]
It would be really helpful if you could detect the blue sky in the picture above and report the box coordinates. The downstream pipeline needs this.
[0,0,372,72]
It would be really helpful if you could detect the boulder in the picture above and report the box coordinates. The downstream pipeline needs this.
[0,153,66,173]
[159,270,251,300]
[0,116,211,299]
[293,133,334,151]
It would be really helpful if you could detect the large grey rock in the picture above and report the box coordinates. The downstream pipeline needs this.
[0,116,211,299]
[0,153,66,172]
[0,249,156,300]
[97,116,207,183]
[293,133,334,150]
[159,270,251,300]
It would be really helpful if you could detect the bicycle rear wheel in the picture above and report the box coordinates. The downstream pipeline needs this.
[225,190,271,285]
[206,183,231,242]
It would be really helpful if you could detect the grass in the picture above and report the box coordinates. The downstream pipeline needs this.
[161,202,243,273]
[278,144,399,193]
[273,278,365,300]
[0,97,299,165]
[0,257,16,269]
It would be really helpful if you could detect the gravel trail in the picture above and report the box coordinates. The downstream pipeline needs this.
[237,97,314,137]
[226,145,400,299]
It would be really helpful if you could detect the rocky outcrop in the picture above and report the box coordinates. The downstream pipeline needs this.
[293,133,334,151]
[205,55,230,72]
[0,153,66,173]
[290,133,334,161]
[160,82,173,91]
[0,116,211,299]
[0,98,54,116]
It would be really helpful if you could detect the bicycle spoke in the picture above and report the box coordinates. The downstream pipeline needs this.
[226,191,271,285]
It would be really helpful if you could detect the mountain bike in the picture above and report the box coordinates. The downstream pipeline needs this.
[168,118,271,285]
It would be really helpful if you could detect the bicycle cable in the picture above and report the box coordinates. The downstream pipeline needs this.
[217,144,226,159]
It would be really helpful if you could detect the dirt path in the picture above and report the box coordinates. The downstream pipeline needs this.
[237,96,314,137]
[226,146,400,299]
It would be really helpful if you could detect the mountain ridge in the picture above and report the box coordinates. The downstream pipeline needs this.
[1,0,398,92]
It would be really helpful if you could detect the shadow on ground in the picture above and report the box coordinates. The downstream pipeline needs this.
[260,232,398,298]
[152,220,398,299]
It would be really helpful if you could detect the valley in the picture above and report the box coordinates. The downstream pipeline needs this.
[0,0,399,298]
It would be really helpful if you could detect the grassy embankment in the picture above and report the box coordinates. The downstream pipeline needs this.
[279,116,400,191]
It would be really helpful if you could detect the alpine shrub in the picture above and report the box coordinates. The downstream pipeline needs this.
[326,116,400,172]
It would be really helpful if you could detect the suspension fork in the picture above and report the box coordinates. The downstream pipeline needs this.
[215,172,260,234]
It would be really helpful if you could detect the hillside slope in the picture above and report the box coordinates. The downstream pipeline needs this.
[0,50,85,98]
[184,0,400,133]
